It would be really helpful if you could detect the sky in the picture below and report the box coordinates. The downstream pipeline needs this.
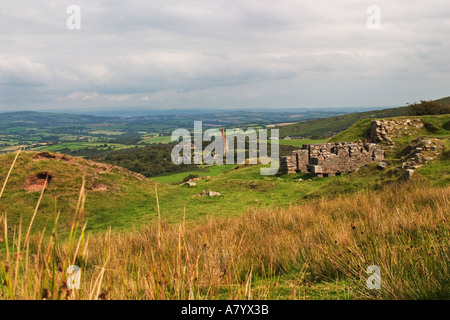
[0,0,449,113]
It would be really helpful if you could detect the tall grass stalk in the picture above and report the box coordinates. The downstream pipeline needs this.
[1,178,449,299]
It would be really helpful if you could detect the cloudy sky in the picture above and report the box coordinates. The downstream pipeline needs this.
[0,0,449,113]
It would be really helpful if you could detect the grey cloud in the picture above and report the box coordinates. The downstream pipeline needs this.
[0,0,449,112]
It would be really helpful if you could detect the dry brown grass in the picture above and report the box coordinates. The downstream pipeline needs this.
[1,149,449,300]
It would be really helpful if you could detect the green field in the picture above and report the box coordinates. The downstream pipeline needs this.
[152,164,236,184]
[140,135,173,145]
[89,130,126,135]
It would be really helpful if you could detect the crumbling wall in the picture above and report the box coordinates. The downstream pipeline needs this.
[368,119,423,144]
[281,142,384,177]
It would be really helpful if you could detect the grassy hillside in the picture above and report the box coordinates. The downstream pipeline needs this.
[1,113,450,300]
[1,113,449,235]
[0,151,165,233]
[278,96,450,139]
[0,152,357,232]
[330,114,450,145]
[1,181,448,299]
[329,114,450,187]
[278,106,409,138]
[434,96,450,105]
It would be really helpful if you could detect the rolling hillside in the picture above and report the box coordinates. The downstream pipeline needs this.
[1,112,449,233]
[1,113,449,300]
[0,151,164,233]
[434,96,450,105]
[278,96,450,139]
[278,106,409,138]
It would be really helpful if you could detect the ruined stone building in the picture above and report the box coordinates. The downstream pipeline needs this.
[368,118,423,143]
[281,142,384,177]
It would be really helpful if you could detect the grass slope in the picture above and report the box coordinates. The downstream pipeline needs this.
[278,106,409,138]
[0,152,401,235]
[278,96,450,139]
[1,182,448,299]
[330,114,450,146]
[329,114,450,188]
[0,152,164,233]
[434,96,450,105]
[2,112,449,234]
[1,114,450,300]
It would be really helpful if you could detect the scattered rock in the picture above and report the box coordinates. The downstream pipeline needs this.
[188,176,210,182]
[402,169,415,181]
[400,137,444,169]
[199,190,221,197]
[297,178,304,182]
[183,181,197,187]
[377,162,388,169]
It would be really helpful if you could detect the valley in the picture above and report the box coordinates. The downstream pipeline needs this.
[0,100,449,300]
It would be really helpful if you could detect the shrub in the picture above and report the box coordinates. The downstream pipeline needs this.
[406,100,450,116]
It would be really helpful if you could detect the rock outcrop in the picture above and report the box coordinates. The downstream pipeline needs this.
[368,119,423,144]
[400,138,444,170]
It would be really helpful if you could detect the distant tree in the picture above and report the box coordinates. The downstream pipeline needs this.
[406,100,450,116]
[86,144,197,177]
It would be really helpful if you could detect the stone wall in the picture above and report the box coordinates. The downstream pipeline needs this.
[281,142,384,177]
[368,119,423,144]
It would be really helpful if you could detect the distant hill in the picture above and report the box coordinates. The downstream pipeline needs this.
[434,96,450,105]
[329,114,450,144]
[278,106,409,138]
[0,109,348,151]
[278,96,450,139]
[0,111,114,125]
